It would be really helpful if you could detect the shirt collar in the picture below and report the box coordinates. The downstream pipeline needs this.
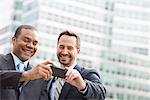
[11,52,29,68]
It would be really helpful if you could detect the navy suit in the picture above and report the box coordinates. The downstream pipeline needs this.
[0,53,49,100]
[48,65,106,100]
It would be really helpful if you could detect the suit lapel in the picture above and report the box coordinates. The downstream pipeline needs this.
[59,82,71,99]
[48,77,56,91]
[48,77,72,99]
[4,53,16,70]
[3,54,20,98]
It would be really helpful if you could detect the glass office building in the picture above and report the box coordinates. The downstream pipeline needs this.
[0,0,150,100]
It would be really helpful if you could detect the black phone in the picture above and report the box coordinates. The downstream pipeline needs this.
[50,65,68,78]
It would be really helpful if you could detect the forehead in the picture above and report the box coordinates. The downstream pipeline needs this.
[20,29,38,41]
[58,35,76,46]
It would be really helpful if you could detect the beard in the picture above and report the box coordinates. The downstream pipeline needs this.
[57,53,74,66]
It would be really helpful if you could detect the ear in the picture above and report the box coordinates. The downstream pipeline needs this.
[12,36,16,45]
[77,48,80,54]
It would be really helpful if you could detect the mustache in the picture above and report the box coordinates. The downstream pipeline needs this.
[58,53,72,58]
[59,53,68,57]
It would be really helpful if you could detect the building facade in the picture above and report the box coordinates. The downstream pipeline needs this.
[0,0,150,100]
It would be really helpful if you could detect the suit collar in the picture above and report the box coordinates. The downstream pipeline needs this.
[74,64,82,72]
[11,52,29,69]
[5,53,31,70]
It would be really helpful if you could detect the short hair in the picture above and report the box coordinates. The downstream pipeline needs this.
[14,25,37,38]
[57,30,80,49]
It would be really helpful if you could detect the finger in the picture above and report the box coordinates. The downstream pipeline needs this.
[38,64,52,73]
[70,74,78,81]
[44,65,52,73]
[40,71,49,80]
[67,72,75,81]
[70,70,80,80]
[69,73,77,80]
[39,67,49,78]
[36,63,53,78]
[65,68,72,76]
[39,66,52,79]
[41,60,54,65]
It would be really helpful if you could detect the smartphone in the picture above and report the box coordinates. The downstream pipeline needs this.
[50,65,68,78]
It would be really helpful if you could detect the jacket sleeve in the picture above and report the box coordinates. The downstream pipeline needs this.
[81,69,106,100]
[0,71,22,89]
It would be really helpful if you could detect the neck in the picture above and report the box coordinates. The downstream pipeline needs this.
[61,61,77,69]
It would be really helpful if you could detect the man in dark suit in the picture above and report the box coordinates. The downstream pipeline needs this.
[48,30,106,100]
[0,25,53,100]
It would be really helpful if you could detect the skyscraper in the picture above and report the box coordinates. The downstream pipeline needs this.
[0,0,150,100]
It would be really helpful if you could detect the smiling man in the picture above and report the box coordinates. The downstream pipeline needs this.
[0,25,52,100]
[12,27,38,62]
[48,30,106,100]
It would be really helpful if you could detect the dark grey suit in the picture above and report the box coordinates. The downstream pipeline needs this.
[48,65,106,100]
[0,53,49,100]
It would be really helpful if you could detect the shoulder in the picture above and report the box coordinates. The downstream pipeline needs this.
[0,53,11,60]
[0,53,4,57]
[75,65,100,79]
[0,54,6,60]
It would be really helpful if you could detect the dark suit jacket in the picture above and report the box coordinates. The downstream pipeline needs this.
[0,53,49,100]
[48,65,106,100]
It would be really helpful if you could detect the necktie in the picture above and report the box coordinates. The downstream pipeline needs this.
[17,62,25,72]
[17,63,27,92]
[53,78,64,100]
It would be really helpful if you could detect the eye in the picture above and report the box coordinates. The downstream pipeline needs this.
[24,37,30,43]
[68,46,73,50]
[59,45,64,49]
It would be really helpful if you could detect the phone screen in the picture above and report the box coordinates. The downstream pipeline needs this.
[50,65,68,78]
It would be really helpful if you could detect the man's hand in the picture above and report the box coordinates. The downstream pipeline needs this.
[20,60,53,81]
[63,68,86,90]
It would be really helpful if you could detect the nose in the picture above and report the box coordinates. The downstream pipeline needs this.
[62,48,68,54]
[26,42,34,49]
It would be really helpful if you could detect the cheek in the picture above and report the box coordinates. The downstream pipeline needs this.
[71,52,78,59]
[72,51,77,55]
[57,49,62,54]
[70,52,75,58]
[14,43,22,51]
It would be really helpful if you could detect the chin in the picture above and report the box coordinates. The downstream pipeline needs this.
[62,63,70,66]
[21,56,31,61]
